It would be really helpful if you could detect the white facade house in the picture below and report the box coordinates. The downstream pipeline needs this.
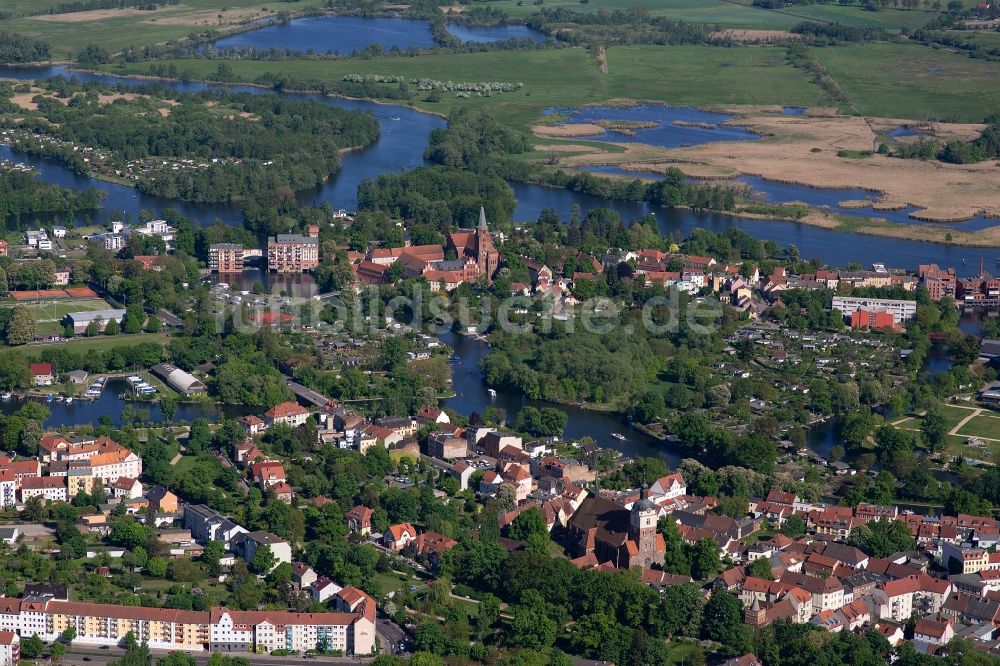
[831,296,917,324]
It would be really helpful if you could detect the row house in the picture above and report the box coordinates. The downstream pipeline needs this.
[873,576,921,622]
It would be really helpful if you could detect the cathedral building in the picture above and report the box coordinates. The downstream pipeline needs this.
[447,207,501,283]
[566,485,666,569]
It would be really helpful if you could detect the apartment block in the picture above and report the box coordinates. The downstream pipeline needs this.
[267,234,319,273]
[0,597,374,655]
[208,244,245,273]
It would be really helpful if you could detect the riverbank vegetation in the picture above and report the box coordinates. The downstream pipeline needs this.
[0,165,103,223]
[1,81,379,203]
[0,32,51,64]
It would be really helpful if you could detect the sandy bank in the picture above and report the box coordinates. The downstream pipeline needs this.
[545,111,1000,227]
[532,123,605,138]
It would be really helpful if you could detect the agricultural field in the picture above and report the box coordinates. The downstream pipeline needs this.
[2,0,327,59]
[815,42,1000,122]
[103,44,824,126]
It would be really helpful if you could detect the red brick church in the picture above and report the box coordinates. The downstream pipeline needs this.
[447,207,500,283]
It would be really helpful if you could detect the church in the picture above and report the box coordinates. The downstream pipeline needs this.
[447,207,501,283]
[565,485,666,569]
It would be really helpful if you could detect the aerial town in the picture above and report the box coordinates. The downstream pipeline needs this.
[4,1,1000,665]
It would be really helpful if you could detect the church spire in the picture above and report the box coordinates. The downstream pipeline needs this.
[478,206,487,229]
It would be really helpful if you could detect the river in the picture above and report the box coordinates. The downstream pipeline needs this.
[205,16,548,54]
[2,65,1000,273]
[2,64,1000,457]
[0,379,252,428]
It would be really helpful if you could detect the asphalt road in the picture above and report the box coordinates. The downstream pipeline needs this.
[377,617,411,656]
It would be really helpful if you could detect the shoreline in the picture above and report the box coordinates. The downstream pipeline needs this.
[7,66,1000,247]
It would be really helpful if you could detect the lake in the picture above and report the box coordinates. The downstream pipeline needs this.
[205,16,547,54]
[543,103,760,148]
[2,65,1000,275]
[445,23,547,44]
[209,16,436,54]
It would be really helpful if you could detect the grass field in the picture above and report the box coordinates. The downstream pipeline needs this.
[15,298,111,323]
[815,43,1000,122]
[775,3,938,28]
[9,332,170,360]
[2,0,327,59]
[488,0,940,29]
[103,45,823,125]
[955,413,1000,440]
[945,29,1000,50]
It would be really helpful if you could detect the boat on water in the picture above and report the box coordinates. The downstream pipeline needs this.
[1,392,12,401]
[488,388,497,398]
[449,354,461,362]
[45,395,53,403]
[65,397,73,404]
[611,432,627,441]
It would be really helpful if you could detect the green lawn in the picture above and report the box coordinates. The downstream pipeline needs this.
[9,332,169,359]
[372,572,410,597]
[815,42,1000,122]
[2,0,328,59]
[956,412,1000,440]
[101,45,823,127]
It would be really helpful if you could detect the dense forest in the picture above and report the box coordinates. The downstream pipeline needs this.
[12,83,380,203]
[0,32,51,64]
[357,165,517,228]
[0,168,104,222]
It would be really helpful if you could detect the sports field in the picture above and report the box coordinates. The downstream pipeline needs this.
[17,298,112,323]
[2,0,327,59]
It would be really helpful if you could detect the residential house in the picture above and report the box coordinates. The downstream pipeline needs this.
[345,506,374,536]
[263,402,311,428]
[384,523,417,551]
[30,363,54,387]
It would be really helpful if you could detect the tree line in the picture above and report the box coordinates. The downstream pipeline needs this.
[0,168,103,222]
[0,32,50,64]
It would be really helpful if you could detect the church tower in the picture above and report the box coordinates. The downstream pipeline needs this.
[474,206,499,281]
[630,484,659,566]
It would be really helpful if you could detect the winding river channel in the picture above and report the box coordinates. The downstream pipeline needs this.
[0,61,996,462]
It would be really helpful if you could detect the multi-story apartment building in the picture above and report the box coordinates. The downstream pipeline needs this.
[90,446,142,485]
[0,597,375,655]
[20,477,68,503]
[831,296,918,325]
[208,244,245,273]
[0,631,18,666]
[267,234,319,273]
